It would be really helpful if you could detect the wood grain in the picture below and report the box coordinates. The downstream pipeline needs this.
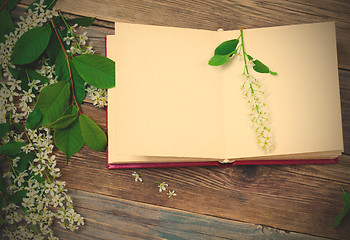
[9,1,350,239]
[52,189,328,240]
[55,140,350,239]
[19,0,350,69]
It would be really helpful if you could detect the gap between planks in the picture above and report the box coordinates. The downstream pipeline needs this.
[52,189,330,240]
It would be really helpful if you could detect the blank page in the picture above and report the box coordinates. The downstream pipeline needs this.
[108,23,225,159]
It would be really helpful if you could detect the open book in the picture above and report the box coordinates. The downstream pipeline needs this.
[106,21,343,169]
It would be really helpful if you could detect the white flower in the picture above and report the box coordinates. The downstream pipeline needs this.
[7,79,21,91]
[78,32,88,45]
[25,212,39,225]
[28,79,41,90]
[51,194,65,207]
[14,172,28,187]
[63,35,74,45]
[12,157,20,168]
[44,182,56,196]
[70,23,78,32]
[76,214,84,225]
[158,182,168,192]
[167,190,177,198]
[22,197,34,208]
[132,172,142,182]
[84,44,95,54]
[33,0,47,12]
[22,89,35,102]
[21,143,34,153]
[32,163,45,177]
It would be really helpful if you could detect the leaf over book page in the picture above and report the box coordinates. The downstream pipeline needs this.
[252,59,270,73]
[209,39,239,66]
[208,54,230,66]
[214,39,239,55]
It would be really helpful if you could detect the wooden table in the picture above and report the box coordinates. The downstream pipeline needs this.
[16,0,350,239]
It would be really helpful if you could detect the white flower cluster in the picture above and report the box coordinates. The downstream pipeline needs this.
[2,128,84,239]
[63,23,95,55]
[0,1,84,239]
[241,72,273,152]
[86,85,108,107]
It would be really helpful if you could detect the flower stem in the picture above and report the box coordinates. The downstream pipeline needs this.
[58,10,83,54]
[0,0,8,11]
[50,18,82,114]
[240,27,249,75]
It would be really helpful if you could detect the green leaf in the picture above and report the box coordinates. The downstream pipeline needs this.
[46,26,62,64]
[7,0,19,11]
[0,175,9,198]
[69,17,96,27]
[72,54,115,89]
[55,49,70,82]
[0,10,14,43]
[0,123,9,139]
[214,39,239,55]
[12,122,23,131]
[269,70,278,76]
[54,119,84,159]
[0,155,7,166]
[27,69,49,84]
[55,51,85,103]
[71,61,86,104]
[15,152,35,172]
[26,108,42,130]
[28,0,56,11]
[64,105,78,115]
[8,66,24,79]
[20,75,30,92]
[334,187,350,226]
[47,114,78,129]
[253,59,270,74]
[8,66,30,92]
[35,81,71,126]
[247,54,253,61]
[32,173,45,183]
[11,25,52,65]
[208,54,230,66]
[9,190,27,205]
[0,141,25,156]
[79,114,107,151]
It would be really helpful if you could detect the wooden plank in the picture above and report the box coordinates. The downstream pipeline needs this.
[19,0,350,70]
[55,101,350,239]
[52,189,328,240]
[8,2,350,239]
